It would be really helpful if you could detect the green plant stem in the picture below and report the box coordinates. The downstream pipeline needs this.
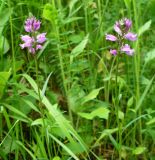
[133,0,142,145]
[8,0,16,79]
[34,56,51,158]
[52,0,73,124]
[115,55,122,160]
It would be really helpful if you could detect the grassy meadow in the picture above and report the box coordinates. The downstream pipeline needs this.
[1,0,155,159]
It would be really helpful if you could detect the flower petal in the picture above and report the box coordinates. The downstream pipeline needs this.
[110,49,117,55]
[37,33,46,43]
[124,32,137,41]
[121,44,134,55]
[105,34,117,41]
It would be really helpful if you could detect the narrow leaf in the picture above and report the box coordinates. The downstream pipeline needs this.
[71,34,89,57]
[138,20,151,36]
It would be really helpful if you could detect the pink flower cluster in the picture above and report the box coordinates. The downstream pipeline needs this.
[105,18,137,56]
[20,17,46,54]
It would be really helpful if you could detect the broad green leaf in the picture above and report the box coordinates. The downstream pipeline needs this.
[31,118,45,126]
[118,110,124,120]
[144,48,155,64]
[42,3,57,22]
[146,117,155,125]
[78,107,110,120]
[71,34,89,57]
[138,20,151,36]
[0,8,12,34]
[123,0,131,9]
[127,97,133,107]
[0,71,11,98]
[53,157,61,160]
[65,142,85,154]
[0,36,10,54]
[82,87,104,104]
[132,147,146,155]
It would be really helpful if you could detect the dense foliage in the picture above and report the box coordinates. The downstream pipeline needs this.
[1,0,155,159]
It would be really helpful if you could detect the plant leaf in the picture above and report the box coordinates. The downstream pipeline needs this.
[138,20,151,36]
[78,107,110,120]
[71,34,89,58]
[82,87,104,104]
[132,147,146,155]
[0,71,11,99]
[0,36,10,54]
[144,48,155,65]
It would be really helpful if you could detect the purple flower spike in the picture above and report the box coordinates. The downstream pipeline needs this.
[124,32,137,41]
[105,18,137,56]
[24,17,41,32]
[106,34,117,41]
[121,44,134,56]
[37,33,46,43]
[20,16,46,54]
[110,49,117,55]
[124,18,132,30]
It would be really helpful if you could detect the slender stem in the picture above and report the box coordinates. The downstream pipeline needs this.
[52,0,73,124]
[133,0,142,145]
[8,0,16,79]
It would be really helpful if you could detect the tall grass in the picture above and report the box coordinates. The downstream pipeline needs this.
[0,0,155,159]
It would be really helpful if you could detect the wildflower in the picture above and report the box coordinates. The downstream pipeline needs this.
[24,17,41,32]
[124,18,132,31]
[20,35,34,49]
[37,33,46,43]
[20,16,46,54]
[105,18,137,56]
[114,22,122,35]
[106,34,117,41]
[124,32,137,41]
[121,44,134,56]
[110,49,117,55]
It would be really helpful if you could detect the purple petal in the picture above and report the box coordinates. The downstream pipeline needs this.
[24,17,41,32]
[33,19,41,31]
[105,34,117,41]
[24,25,32,32]
[24,17,34,32]
[121,44,134,56]
[124,18,132,30]
[36,44,42,50]
[21,35,32,42]
[110,49,117,55]
[37,33,46,43]
[124,32,137,41]
[19,44,25,49]
[28,47,36,54]
[114,24,122,35]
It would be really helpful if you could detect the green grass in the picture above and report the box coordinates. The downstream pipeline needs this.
[0,0,155,159]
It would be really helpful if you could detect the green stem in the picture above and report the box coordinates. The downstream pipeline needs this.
[133,0,142,145]
[52,0,73,124]
[8,0,16,79]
